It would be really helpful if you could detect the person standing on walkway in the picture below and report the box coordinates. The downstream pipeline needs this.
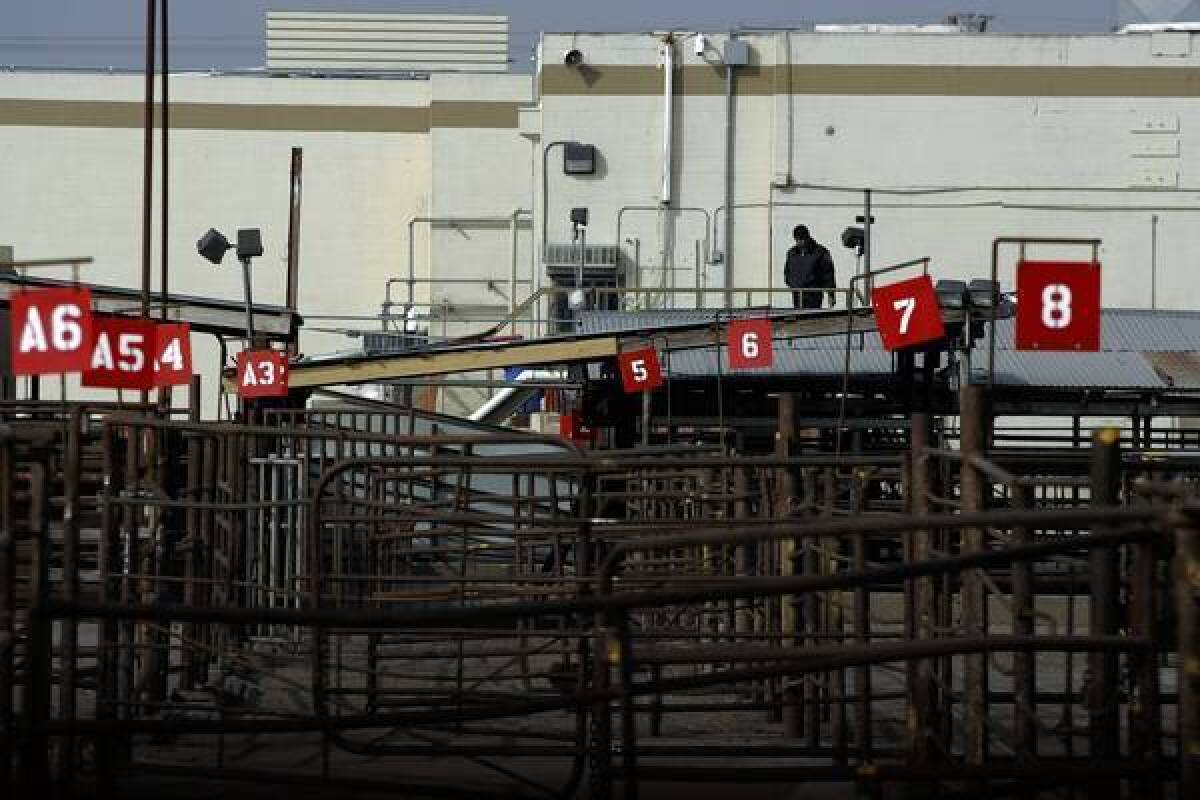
[784,224,836,309]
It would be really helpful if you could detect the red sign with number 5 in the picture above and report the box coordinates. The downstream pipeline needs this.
[617,347,663,393]
[871,275,945,351]
[728,318,773,369]
[237,349,290,398]
[83,316,156,390]
[1015,261,1100,351]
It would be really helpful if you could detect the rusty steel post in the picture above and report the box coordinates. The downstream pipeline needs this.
[1175,507,1200,798]
[95,423,123,798]
[958,382,988,768]
[776,393,800,734]
[0,438,11,791]
[907,412,934,771]
[1010,482,1038,775]
[57,409,82,785]
[1129,490,1162,798]
[1088,428,1121,800]
[286,148,303,314]
[20,460,50,793]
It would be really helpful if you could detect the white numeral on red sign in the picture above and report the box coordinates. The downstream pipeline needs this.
[243,361,277,386]
[742,332,759,359]
[118,333,145,373]
[893,296,916,335]
[630,359,648,383]
[158,337,184,371]
[90,332,146,373]
[1041,283,1072,330]
[20,304,84,354]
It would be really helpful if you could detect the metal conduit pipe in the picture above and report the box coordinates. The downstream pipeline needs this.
[616,206,711,293]
[723,30,738,308]
[660,34,675,206]
[384,211,532,320]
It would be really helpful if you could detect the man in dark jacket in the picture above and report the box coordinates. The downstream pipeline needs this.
[784,225,836,309]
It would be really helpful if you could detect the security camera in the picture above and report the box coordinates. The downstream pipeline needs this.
[563,49,584,67]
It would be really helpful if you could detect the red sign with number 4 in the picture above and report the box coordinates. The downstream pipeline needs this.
[871,275,945,352]
[728,318,773,369]
[617,347,663,393]
[1015,261,1101,352]
[154,323,193,387]
[237,349,290,398]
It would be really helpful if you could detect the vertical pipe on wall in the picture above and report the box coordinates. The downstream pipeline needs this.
[723,33,737,308]
[286,148,303,312]
[140,0,156,320]
[1150,213,1158,309]
[660,35,674,206]
[159,0,169,318]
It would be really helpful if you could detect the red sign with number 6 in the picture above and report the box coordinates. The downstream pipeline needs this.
[871,275,945,352]
[83,316,156,390]
[1015,261,1101,351]
[10,287,93,375]
[237,349,290,398]
[617,347,663,393]
[728,318,773,369]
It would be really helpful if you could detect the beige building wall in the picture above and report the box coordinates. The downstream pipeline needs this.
[6,29,1200,416]
[0,69,534,415]
[538,30,1200,311]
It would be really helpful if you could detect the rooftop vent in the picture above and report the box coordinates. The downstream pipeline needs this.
[266,11,509,74]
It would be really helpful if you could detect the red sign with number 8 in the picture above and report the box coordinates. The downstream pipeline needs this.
[871,275,946,352]
[1015,261,1101,351]
[728,318,773,369]
[617,347,664,393]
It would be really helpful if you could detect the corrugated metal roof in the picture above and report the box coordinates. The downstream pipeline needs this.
[585,308,1200,391]
[1145,352,1200,389]
[991,351,1167,389]
[664,346,895,379]
[582,308,1200,353]
[580,309,796,336]
[990,310,1200,352]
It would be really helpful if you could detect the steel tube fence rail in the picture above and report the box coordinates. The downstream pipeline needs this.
[0,403,1193,799]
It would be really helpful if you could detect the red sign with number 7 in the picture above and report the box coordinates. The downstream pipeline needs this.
[617,347,664,393]
[871,275,946,352]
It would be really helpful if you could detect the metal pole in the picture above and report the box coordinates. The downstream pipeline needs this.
[286,148,303,313]
[958,381,988,769]
[1088,428,1121,800]
[1175,507,1200,798]
[159,0,168,317]
[723,33,737,309]
[578,226,586,301]
[862,189,872,294]
[140,0,156,319]
[241,256,255,343]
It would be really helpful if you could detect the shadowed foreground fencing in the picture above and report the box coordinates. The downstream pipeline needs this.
[0,404,1195,799]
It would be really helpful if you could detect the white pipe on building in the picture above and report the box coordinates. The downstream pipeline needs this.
[660,35,674,206]
[469,369,564,424]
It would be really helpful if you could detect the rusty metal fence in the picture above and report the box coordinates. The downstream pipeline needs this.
[0,404,1195,799]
